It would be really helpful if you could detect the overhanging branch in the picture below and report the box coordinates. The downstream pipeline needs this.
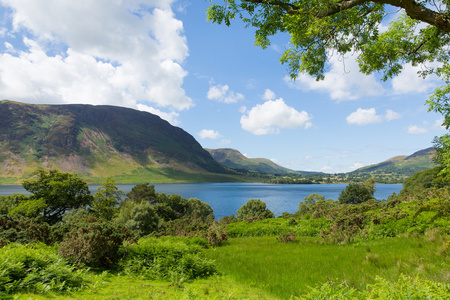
[242,0,450,32]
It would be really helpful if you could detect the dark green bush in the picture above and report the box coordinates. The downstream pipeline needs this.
[236,199,275,221]
[0,214,52,245]
[58,216,133,268]
[338,183,374,204]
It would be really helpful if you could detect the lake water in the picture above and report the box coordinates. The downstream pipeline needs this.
[0,183,402,220]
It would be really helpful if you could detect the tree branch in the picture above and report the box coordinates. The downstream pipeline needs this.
[242,0,450,32]
[374,0,450,32]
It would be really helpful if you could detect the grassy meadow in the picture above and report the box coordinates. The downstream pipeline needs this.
[1,169,449,299]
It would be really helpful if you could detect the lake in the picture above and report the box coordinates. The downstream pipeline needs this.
[0,183,402,220]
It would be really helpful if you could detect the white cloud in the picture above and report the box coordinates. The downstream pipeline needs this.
[346,108,382,125]
[218,139,231,146]
[240,98,312,135]
[207,83,244,103]
[285,53,384,101]
[239,106,247,114]
[0,0,192,110]
[198,129,221,139]
[136,104,180,126]
[434,118,445,130]
[385,109,402,121]
[262,89,276,100]
[407,125,428,134]
[392,63,437,94]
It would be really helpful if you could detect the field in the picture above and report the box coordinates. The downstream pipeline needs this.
[1,170,449,299]
[5,232,448,300]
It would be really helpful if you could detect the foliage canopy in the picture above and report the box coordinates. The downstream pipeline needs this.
[207,0,450,175]
[236,199,275,220]
[18,169,92,224]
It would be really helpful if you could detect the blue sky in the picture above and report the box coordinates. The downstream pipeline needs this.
[0,0,444,173]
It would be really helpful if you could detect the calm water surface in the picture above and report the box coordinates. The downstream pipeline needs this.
[0,183,402,220]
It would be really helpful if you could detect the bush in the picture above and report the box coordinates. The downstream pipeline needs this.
[205,221,228,246]
[0,243,86,294]
[0,214,52,245]
[236,199,274,221]
[125,202,160,238]
[121,237,216,280]
[58,216,133,268]
[277,233,297,243]
[338,183,374,205]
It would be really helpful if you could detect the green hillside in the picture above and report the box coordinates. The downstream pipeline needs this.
[0,100,239,184]
[343,147,436,182]
[206,148,295,174]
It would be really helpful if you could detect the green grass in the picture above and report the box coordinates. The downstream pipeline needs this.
[0,178,19,184]
[5,234,449,299]
[206,234,450,299]
[13,274,277,300]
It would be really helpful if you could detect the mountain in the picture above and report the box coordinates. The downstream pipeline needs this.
[0,100,233,183]
[206,148,295,174]
[345,147,436,182]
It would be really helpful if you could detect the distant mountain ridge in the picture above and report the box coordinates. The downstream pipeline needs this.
[0,100,438,184]
[207,147,436,182]
[206,148,295,174]
[0,100,230,183]
[346,147,436,181]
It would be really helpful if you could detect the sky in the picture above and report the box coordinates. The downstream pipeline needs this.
[0,0,445,173]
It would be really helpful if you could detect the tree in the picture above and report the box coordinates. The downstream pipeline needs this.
[207,0,450,176]
[91,177,124,220]
[338,183,375,204]
[236,199,275,221]
[186,198,215,221]
[363,177,376,196]
[298,193,325,214]
[126,183,157,204]
[19,169,92,224]
[124,202,160,238]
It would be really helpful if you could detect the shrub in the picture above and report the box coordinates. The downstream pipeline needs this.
[277,233,297,243]
[205,221,228,246]
[236,199,275,221]
[121,237,216,280]
[58,216,133,268]
[125,202,160,238]
[0,214,52,245]
[0,243,86,294]
[338,183,374,205]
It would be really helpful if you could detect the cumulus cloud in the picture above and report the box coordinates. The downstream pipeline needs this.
[240,98,312,135]
[347,108,402,125]
[198,129,221,139]
[285,53,385,101]
[385,109,402,121]
[207,83,244,103]
[262,89,276,100]
[392,63,437,94]
[346,108,383,125]
[0,0,192,110]
[434,118,445,130]
[136,104,180,126]
[407,125,428,134]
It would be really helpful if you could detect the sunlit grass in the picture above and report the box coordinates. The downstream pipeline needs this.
[13,274,277,300]
[207,234,450,299]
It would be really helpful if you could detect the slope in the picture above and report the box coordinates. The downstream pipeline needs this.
[345,147,436,182]
[206,148,294,174]
[0,100,232,183]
